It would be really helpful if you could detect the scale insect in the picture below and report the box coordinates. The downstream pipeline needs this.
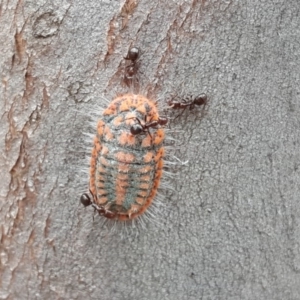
[80,93,167,221]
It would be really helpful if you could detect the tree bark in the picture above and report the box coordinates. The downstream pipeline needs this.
[1,0,300,299]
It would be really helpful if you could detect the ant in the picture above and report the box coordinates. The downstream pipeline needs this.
[168,94,207,118]
[129,116,168,138]
[80,192,117,219]
[123,47,140,86]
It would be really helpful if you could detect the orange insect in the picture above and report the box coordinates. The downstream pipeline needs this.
[81,93,167,221]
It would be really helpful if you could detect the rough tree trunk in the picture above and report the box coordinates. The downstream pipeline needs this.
[1,0,300,299]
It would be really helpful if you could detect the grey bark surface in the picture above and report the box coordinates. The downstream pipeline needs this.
[1,0,300,299]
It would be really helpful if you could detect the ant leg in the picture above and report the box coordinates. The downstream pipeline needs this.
[147,128,153,141]
[145,115,154,141]
[174,106,187,120]
[89,189,95,201]
[167,94,178,107]
[92,206,97,221]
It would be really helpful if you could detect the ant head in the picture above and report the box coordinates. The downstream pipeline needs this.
[80,193,92,207]
[125,47,140,61]
[130,123,144,135]
[158,116,168,126]
[194,94,207,106]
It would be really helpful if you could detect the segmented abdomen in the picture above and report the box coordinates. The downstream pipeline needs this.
[89,94,165,220]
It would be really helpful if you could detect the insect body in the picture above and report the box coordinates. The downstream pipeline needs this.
[168,94,207,109]
[124,47,140,86]
[80,193,117,219]
[82,94,165,221]
[129,116,168,136]
[168,94,207,118]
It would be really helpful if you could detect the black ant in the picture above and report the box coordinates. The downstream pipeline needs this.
[168,94,207,118]
[123,47,140,86]
[129,116,168,138]
[80,192,117,219]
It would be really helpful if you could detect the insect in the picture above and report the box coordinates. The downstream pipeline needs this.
[123,47,141,86]
[80,193,117,219]
[129,116,168,137]
[168,94,207,118]
[81,93,165,221]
